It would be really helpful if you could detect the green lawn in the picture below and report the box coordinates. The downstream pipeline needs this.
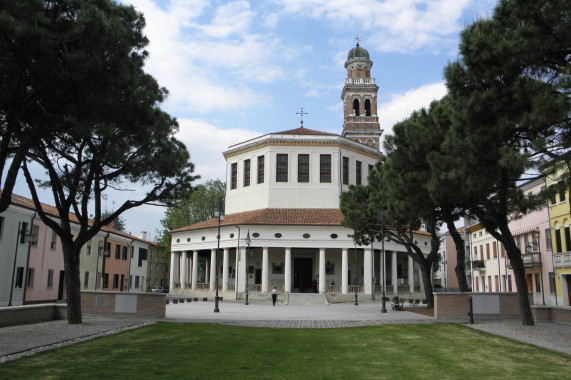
[1,323,569,379]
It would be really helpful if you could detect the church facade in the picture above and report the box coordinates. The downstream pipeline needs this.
[168,43,430,302]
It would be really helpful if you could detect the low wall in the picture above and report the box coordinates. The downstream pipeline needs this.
[0,304,67,327]
[532,305,571,324]
[435,292,531,320]
[81,291,166,318]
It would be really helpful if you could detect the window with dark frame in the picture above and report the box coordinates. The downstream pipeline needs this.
[276,154,288,182]
[549,272,555,293]
[102,273,108,289]
[356,160,362,185]
[555,229,562,253]
[298,154,309,182]
[257,155,264,184]
[49,229,56,249]
[113,274,119,289]
[560,188,567,202]
[244,159,250,187]
[320,154,331,183]
[47,269,54,288]
[31,224,39,246]
[565,227,571,252]
[122,246,128,260]
[27,268,34,288]
[231,163,237,189]
[545,228,552,250]
[15,267,24,288]
[84,272,89,289]
[20,222,28,244]
[343,157,349,185]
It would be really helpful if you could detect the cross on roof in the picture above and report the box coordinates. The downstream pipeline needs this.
[354,34,362,47]
[296,107,308,128]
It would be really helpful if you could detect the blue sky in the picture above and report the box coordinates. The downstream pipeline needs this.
[11,0,498,240]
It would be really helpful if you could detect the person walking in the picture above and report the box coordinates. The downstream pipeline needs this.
[271,287,278,306]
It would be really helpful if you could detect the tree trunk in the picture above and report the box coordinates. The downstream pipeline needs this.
[445,219,470,292]
[498,225,534,325]
[62,242,82,324]
[419,260,434,308]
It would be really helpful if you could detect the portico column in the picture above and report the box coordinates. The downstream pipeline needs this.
[210,249,216,291]
[262,247,269,293]
[285,248,292,293]
[319,248,326,293]
[237,247,247,292]
[364,248,372,295]
[169,252,176,291]
[222,248,229,291]
[392,251,398,294]
[188,252,193,287]
[191,251,198,290]
[342,248,348,294]
[180,251,188,289]
[408,255,414,293]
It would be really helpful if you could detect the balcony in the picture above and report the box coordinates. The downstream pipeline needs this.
[345,78,376,85]
[507,253,541,268]
[344,115,380,124]
[554,252,571,268]
[472,260,486,271]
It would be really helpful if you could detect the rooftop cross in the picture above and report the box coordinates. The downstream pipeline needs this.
[296,107,308,128]
[354,34,362,47]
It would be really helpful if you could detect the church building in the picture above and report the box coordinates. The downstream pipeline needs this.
[168,42,430,303]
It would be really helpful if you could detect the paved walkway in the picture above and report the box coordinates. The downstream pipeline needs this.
[1,300,570,363]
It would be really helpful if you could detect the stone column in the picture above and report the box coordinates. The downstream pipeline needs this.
[192,251,198,290]
[188,252,193,287]
[210,249,216,291]
[285,248,292,293]
[342,248,348,294]
[169,252,176,291]
[392,251,398,294]
[319,248,326,293]
[262,247,269,293]
[223,248,229,292]
[180,251,188,289]
[408,255,414,293]
[237,247,247,292]
[364,248,372,295]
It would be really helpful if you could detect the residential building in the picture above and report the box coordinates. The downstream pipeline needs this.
[467,224,510,293]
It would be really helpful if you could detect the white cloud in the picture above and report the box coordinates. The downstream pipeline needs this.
[380,82,447,136]
[199,1,255,38]
[175,119,261,181]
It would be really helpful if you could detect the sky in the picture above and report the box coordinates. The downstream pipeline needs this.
[10,0,499,241]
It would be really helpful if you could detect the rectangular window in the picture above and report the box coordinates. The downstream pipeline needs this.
[356,161,362,185]
[102,273,109,289]
[501,243,505,258]
[555,229,562,253]
[549,272,555,293]
[86,239,91,255]
[84,272,89,289]
[135,275,140,288]
[276,154,288,182]
[534,273,541,293]
[298,154,309,183]
[231,163,237,189]
[113,274,119,289]
[31,224,39,246]
[244,159,250,187]
[0,216,4,240]
[493,243,497,258]
[27,268,35,288]
[138,248,147,267]
[115,245,121,259]
[473,246,477,259]
[15,267,24,288]
[502,275,506,292]
[545,228,552,250]
[342,157,349,185]
[20,222,28,244]
[105,242,111,257]
[486,243,490,259]
[320,154,331,183]
[480,245,483,261]
[524,233,529,252]
[122,246,128,260]
[129,275,133,289]
[565,227,571,252]
[487,276,492,292]
[508,275,512,292]
[560,188,566,202]
[494,275,499,292]
[257,155,264,184]
[475,277,479,292]
[50,229,56,249]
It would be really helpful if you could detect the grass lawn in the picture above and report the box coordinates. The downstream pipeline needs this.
[1,323,569,379]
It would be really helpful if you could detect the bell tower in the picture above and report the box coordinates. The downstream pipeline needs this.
[341,38,382,150]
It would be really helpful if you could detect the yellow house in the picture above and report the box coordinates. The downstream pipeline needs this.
[545,163,571,306]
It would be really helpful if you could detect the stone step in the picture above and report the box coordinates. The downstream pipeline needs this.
[287,293,329,306]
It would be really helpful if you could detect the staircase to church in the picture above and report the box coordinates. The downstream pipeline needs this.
[287,293,329,306]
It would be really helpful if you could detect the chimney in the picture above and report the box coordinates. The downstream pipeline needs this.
[139,231,148,240]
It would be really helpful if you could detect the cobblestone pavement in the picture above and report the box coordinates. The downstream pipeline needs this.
[1,300,569,363]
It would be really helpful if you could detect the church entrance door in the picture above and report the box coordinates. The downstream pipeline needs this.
[294,258,313,293]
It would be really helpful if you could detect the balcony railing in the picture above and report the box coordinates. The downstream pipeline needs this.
[507,253,541,268]
[348,285,363,294]
[554,252,571,268]
[344,115,379,124]
[345,78,376,85]
[472,260,486,270]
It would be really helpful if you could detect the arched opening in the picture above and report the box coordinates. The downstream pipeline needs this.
[352,99,360,116]
[364,99,371,116]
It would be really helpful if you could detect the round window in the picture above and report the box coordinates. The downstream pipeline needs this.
[303,233,310,239]
[176,239,180,243]
[275,233,282,238]
[330,234,338,239]
[252,233,260,238]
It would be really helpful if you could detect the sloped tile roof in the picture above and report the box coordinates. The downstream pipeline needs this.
[273,127,337,136]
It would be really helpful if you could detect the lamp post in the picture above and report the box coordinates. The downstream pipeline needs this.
[354,242,358,306]
[379,210,387,313]
[245,230,251,305]
[214,207,224,313]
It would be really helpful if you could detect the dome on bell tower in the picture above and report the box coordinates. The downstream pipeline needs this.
[347,44,370,60]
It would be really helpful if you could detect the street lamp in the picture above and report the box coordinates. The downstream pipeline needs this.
[354,242,358,306]
[214,207,224,313]
[245,230,251,305]
[378,210,387,313]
